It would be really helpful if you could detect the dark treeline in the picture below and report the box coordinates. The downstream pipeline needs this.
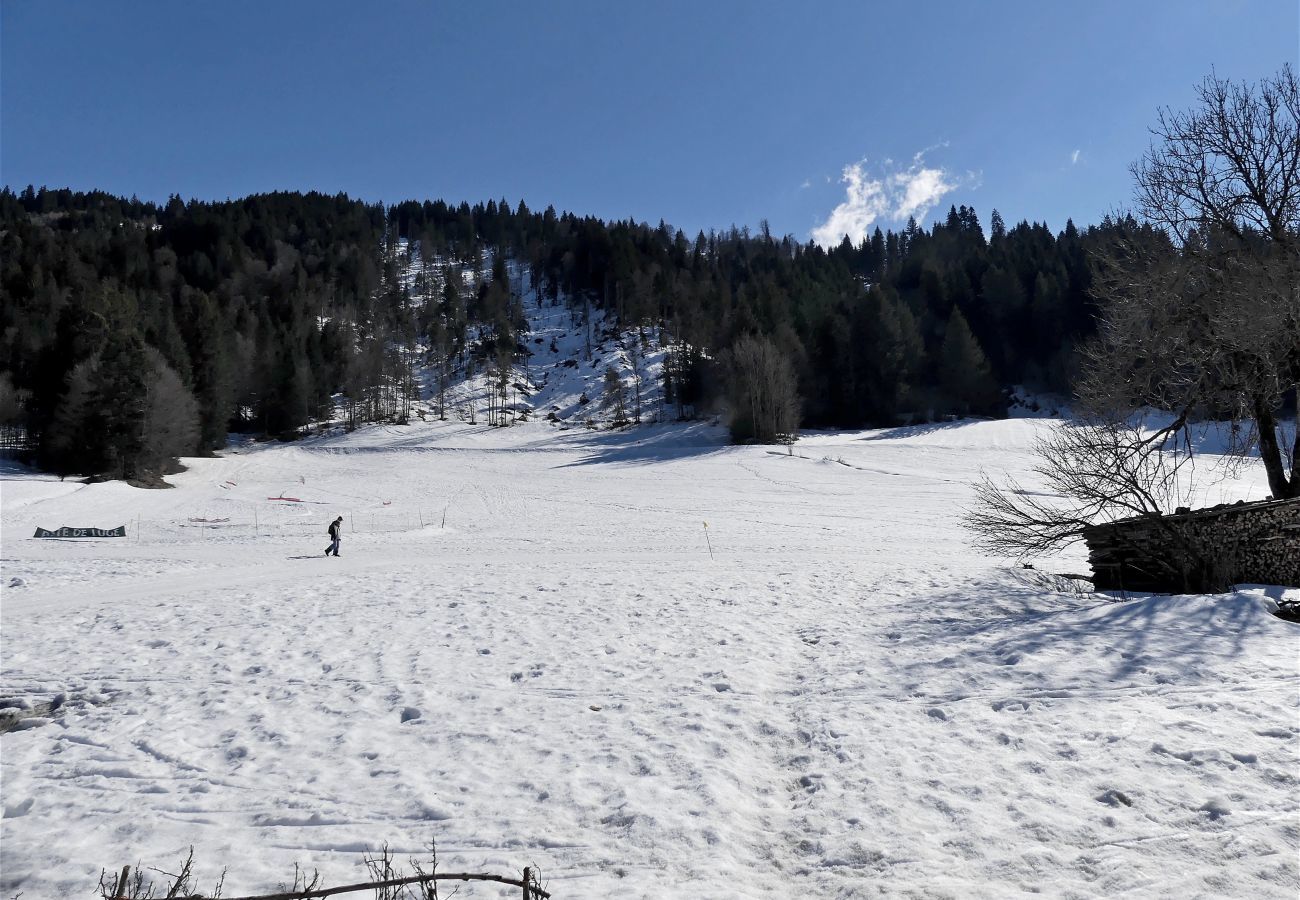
[1,185,1150,478]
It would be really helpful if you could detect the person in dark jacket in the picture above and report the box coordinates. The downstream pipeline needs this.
[325,516,343,556]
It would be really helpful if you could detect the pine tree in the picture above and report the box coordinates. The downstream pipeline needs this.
[938,307,1000,416]
[45,357,103,477]
[990,209,1007,242]
[602,365,628,425]
[95,331,151,479]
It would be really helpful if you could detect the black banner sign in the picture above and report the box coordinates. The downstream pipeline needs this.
[33,525,127,538]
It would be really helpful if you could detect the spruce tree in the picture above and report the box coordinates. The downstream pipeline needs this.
[990,209,1007,242]
[938,307,1000,417]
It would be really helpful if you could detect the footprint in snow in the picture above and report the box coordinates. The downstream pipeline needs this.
[798,773,822,787]
[3,797,34,818]
[1096,789,1133,808]
[1256,727,1295,739]
[1151,742,1197,762]
[1199,798,1231,819]
[991,699,1029,713]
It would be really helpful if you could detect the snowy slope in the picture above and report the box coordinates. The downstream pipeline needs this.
[1,419,1297,899]
[404,249,672,429]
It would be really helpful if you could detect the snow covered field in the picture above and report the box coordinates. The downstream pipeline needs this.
[2,418,1297,899]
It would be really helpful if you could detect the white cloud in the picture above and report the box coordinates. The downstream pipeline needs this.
[800,178,812,190]
[811,152,966,248]
[809,161,889,248]
[889,160,956,222]
[1070,149,1081,165]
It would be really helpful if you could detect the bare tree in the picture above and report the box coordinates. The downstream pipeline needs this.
[428,322,453,421]
[602,365,629,426]
[1086,65,1299,499]
[627,332,645,424]
[0,371,31,454]
[139,347,201,475]
[968,67,1298,571]
[724,334,801,444]
[1134,65,1299,247]
[582,291,593,362]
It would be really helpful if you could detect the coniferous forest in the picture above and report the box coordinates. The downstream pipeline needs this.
[0,186,1159,480]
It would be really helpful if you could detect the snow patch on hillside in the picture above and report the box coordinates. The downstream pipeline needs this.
[395,246,674,430]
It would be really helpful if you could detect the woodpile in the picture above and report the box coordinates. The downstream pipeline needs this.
[1084,498,1300,593]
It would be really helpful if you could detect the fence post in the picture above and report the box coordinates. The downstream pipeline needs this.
[114,865,130,900]
[522,866,530,900]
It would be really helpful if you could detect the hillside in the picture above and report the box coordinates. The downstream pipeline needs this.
[401,252,673,430]
[2,187,1118,482]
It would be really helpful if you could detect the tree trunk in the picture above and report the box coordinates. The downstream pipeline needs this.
[1254,395,1297,499]
[1290,416,1300,497]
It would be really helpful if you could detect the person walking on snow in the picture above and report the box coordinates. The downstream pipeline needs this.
[325,516,343,557]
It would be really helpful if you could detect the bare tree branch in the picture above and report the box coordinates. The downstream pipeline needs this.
[965,418,1201,560]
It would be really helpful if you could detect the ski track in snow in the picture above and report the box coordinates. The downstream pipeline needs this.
[2,416,1298,899]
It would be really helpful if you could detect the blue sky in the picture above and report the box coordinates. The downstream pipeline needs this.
[2,1,1296,243]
